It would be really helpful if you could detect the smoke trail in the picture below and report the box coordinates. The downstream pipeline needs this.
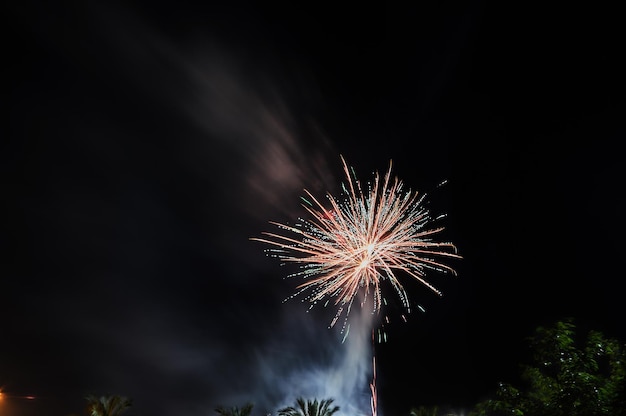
[87,2,338,222]
[246,301,377,416]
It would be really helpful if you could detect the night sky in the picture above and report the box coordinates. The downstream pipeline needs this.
[4,1,625,416]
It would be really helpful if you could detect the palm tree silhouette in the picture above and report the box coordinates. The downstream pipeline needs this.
[278,397,340,416]
[85,395,132,416]
[214,402,254,416]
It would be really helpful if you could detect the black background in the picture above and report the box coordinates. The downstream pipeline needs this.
[4,1,625,415]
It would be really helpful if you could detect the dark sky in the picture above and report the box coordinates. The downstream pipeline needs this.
[4,1,625,416]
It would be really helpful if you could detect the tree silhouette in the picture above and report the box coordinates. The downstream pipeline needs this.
[470,319,626,416]
[85,395,132,416]
[214,402,254,416]
[278,397,340,416]
[409,405,440,416]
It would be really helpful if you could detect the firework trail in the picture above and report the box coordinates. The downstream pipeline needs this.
[370,345,378,416]
[252,156,461,329]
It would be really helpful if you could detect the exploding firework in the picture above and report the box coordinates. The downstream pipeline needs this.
[252,156,461,329]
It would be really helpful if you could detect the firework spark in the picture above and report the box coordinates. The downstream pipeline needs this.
[252,156,461,329]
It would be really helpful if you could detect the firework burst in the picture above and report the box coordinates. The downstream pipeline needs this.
[252,156,461,329]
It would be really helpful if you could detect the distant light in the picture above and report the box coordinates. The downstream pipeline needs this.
[0,391,38,400]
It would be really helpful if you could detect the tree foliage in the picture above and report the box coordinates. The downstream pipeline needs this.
[470,319,626,416]
[85,395,132,416]
[409,405,440,416]
[214,402,254,416]
[278,397,340,416]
